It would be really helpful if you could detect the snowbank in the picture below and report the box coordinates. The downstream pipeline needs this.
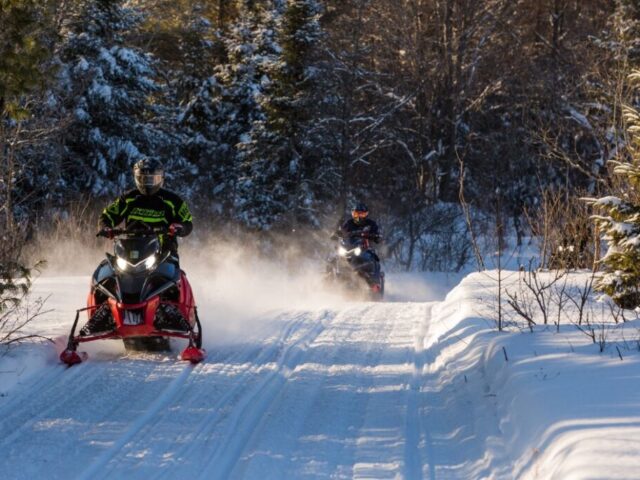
[429,271,640,479]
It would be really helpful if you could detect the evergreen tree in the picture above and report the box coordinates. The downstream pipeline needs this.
[0,0,56,327]
[58,0,163,196]
[0,0,53,119]
[588,70,640,308]
[0,0,58,230]
[588,170,640,307]
[178,3,271,219]
[234,0,322,230]
[171,6,223,105]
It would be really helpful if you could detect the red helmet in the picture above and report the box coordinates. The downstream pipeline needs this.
[352,202,369,223]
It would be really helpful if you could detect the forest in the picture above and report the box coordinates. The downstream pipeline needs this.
[1,0,639,276]
[5,3,640,474]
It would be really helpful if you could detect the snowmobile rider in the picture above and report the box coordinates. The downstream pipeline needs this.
[339,202,381,244]
[97,158,193,259]
[82,158,193,337]
[335,202,383,287]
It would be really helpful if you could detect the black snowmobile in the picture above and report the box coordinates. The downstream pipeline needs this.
[326,230,385,300]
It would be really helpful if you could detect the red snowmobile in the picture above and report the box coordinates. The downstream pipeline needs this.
[60,226,205,366]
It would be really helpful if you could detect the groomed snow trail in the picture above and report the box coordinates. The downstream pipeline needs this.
[0,276,489,479]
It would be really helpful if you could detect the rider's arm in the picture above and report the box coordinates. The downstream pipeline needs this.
[173,200,193,237]
[368,222,382,243]
[340,220,354,240]
[178,219,193,237]
[99,195,127,228]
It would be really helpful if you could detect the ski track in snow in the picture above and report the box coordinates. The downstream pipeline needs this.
[195,309,334,480]
[77,364,194,480]
[404,304,431,480]
[0,275,494,479]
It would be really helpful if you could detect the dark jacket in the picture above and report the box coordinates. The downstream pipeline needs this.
[339,218,381,243]
[100,188,193,252]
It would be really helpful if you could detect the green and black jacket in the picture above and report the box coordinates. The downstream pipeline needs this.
[100,188,193,252]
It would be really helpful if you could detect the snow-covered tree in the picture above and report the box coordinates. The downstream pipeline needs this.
[171,7,222,105]
[234,0,323,230]
[178,2,274,219]
[59,0,163,196]
[0,0,53,120]
[588,71,640,308]
[0,0,60,230]
[589,181,640,308]
[0,0,59,336]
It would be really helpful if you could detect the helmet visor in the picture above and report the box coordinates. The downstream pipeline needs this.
[135,173,163,187]
[134,171,163,195]
[352,210,368,220]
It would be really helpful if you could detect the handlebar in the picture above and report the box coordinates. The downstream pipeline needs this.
[96,227,168,238]
[337,231,380,241]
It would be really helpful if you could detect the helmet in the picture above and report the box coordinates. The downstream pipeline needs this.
[351,202,369,224]
[133,157,164,195]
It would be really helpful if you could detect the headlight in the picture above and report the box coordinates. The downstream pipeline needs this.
[338,246,348,256]
[354,247,362,256]
[116,257,128,270]
[144,255,157,269]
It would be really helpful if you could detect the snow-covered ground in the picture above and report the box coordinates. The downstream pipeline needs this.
[2,263,640,478]
[427,271,640,479]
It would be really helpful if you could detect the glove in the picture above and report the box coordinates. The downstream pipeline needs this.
[97,227,114,239]
[168,223,184,237]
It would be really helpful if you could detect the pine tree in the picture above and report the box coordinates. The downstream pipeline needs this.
[178,2,269,219]
[178,72,240,216]
[0,0,56,332]
[588,176,640,307]
[0,0,53,119]
[234,0,323,230]
[171,6,223,105]
[232,1,286,230]
[58,0,162,196]
[587,70,640,308]
[1,0,57,226]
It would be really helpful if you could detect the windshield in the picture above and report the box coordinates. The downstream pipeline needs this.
[340,236,364,249]
[114,236,160,264]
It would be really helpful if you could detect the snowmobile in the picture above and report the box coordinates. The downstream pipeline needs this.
[59,226,205,366]
[326,232,385,300]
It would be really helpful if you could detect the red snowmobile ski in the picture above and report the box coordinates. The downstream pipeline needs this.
[60,227,205,366]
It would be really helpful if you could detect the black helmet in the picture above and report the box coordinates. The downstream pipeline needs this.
[351,202,369,224]
[133,157,164,195]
